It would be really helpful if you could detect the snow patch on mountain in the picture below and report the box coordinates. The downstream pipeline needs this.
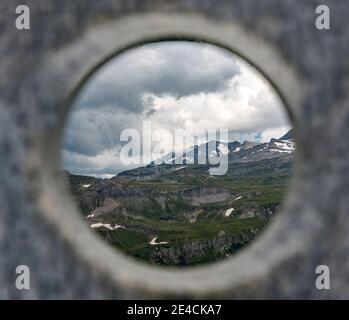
[218,143,229,155]
[152,129,295,167]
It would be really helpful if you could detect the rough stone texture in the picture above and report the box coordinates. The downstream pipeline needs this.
[0,0,349,299]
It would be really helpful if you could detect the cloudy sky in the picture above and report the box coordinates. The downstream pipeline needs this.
[62,41,291,178]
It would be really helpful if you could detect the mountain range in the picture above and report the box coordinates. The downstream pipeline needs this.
[153,129,294,166]
[118,129,294,179]
[64,129,294,266]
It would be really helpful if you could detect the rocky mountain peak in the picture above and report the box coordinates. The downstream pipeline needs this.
[279,129,294,140]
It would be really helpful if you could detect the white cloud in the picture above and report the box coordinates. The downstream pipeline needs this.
[259,127,291,142]
[62,42,291,176]
[143,59,289,141]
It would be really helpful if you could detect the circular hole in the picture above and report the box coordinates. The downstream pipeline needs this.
[61,40,294,268]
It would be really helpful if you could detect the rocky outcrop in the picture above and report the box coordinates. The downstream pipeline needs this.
[150,230,257,266]
[75,180,232,218]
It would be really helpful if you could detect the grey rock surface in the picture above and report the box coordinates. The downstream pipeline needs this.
[0,0,349,299]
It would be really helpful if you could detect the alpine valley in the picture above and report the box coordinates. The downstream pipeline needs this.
[64,129,294,266]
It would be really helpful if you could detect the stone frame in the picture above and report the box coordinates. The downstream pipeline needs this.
[1,1,348,299]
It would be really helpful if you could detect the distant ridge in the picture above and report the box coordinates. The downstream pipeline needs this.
[279,129,294,140]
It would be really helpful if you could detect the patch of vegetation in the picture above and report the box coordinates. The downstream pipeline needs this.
[69,159,292,266]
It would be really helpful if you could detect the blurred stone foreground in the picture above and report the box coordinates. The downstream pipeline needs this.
[0,0,349,299]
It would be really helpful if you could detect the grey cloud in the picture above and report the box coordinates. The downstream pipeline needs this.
[62,41,289,177]
[74,41,240,112]
[63,107,142,156]
[64,42,241,157]
[62,150,134,177]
